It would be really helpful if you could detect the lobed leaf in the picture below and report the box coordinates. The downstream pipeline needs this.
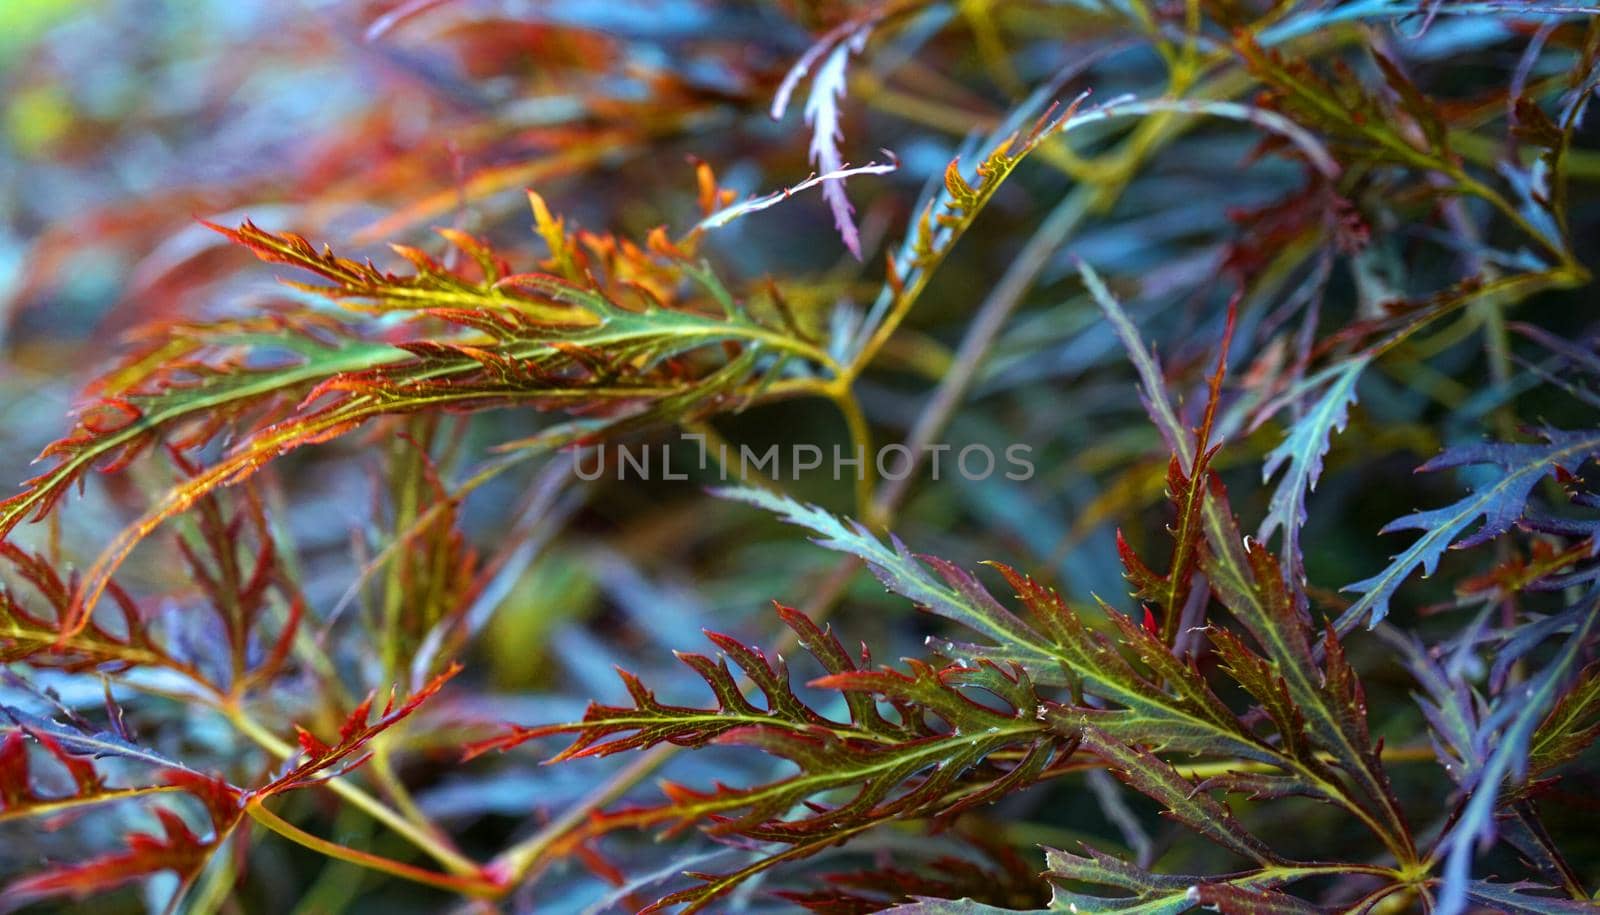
[1341,429,1600,630]
[1528,662,1600,777]
[1043,846,1325,915]
[17,198,839,636]
[1257,356,1369,586]
[1435,587,1600,914]
[470,605,1070,911]
[258,662,461,798]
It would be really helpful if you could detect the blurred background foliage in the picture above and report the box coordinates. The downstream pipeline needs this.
[2,1,1599,912]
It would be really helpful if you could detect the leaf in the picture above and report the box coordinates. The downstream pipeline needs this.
[4,476,302,694]
[1209,628,1309,760]
[1465,880,1600,914]
[1372,52,1452,159]
[1204,530,1415,864]
[1257,356,1369,586]
[28,202,838,635]
[1528,662,1600,777]
[1043,846,1313,915]
[712,487,1055,671]
[1234,32,1574,261]
[1381,628,1479,783]
[470,605,1068,912]
[1186,882,1327,914]
[1078,262,1189,463]
[2,806,222,906]
[717,479,1422,890]
[0,709,202,776]
[851,89,1090,364]
[203,219,572,320]
[0,311,403,545]
[1118,294,1234,643]
[2,542,192,675]
[257,662,460,798]
[771,19,877,259]
[777,837,1050,912]
[1022,579,1272,767]
[717,488,1289,770]
[2,658,456,904]
[1341,429,1600,630]
[0,727,117,825]
[877,900,1043,914]
[1078,286,1400,848]
[1081,258,1287,652]
[0,719,243,907]
[1077,726,1278,865]
[1236,36,1453,172]
[695,158,899,233]
[1435,587,1600,915]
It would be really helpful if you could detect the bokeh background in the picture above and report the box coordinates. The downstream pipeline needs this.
[4,2,1599,911]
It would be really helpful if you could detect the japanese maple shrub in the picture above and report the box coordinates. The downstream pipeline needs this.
[2,2,1600,914]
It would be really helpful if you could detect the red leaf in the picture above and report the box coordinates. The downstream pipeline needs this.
[258,663,460,798]
[295,726,332,760]
[4,807,210,904]
[1141,606,1160,639]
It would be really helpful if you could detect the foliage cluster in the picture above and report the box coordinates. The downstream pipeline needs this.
[3,1,1600,913]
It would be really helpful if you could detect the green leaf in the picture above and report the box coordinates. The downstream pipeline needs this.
[1529,662,1600,777]
[711,487,1053,669]
[1076,726,1278,865]
[471,605,1067,912]
[1043,847,1321,915]
[1204,530,1416,864]
[879,900,1045,914]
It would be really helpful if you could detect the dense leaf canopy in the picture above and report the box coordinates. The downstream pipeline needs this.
[2,1,1600,913]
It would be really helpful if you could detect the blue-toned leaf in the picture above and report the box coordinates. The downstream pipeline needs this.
[710,487,1052,668]
[1341,428,1600,630]
[1078,261,1191,469]
[1378,627,1480,782]
[1466,880,1600,914]
[1435,585,1600,915]
[0,708,198,776]
[1258,356,1369,584]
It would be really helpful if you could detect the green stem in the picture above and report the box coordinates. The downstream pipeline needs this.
[225,704,481,878]
[246,800,500,897]
[830,381,879,527]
